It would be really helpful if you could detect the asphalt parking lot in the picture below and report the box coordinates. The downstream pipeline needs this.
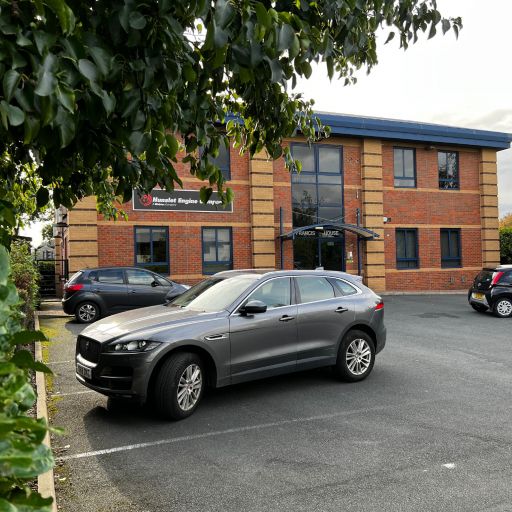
[41,294,512,512]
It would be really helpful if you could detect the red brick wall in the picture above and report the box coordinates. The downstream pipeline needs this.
[382,144,482,291]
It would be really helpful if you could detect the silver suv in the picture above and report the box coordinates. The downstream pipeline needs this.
[75,270,386,420]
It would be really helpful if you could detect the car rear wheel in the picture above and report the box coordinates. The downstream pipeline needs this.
[471,303,488,313]
[153,353,204,420]
[75,302,100,323]
[492,298,512,318]
[334,330,375,382]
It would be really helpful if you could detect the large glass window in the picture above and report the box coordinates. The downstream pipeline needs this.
[396,229,419,269]
[291,144,343,227]
[202,227,233,274]
[208,143,231,181]
[441,229,461,267]
[438,151,459,189]
[248,278,291,308]
[90,269,124,284]
[126,269,157,286]
[134,226,169,274]
[394,148,416,188]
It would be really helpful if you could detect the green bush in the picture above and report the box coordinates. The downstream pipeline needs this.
[0,246,54,511]
[500,228,512,264]
[9,242,39,329]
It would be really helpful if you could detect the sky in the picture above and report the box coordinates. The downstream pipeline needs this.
[22,0,512,247]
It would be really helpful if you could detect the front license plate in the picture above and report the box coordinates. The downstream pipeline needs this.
[472,292,484,300]
[76,362,92,379]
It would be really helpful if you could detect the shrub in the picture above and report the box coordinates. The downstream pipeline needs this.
[9,242,39,329]
[500,228,512,264]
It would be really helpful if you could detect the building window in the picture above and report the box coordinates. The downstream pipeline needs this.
[396,229,419,269]
[202,227,233,274]
[394,148,416,188]
[438,151,459,189]
[134,226,169,274]
[291,144,343,227]
[207,143,231,181]
[440,229,461,267]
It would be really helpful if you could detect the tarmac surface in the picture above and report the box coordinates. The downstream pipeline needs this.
[40,294,512,512]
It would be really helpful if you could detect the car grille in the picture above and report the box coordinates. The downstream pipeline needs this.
[77,335,102,363]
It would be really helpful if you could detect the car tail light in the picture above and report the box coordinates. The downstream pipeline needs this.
[491,271,504,286]
[65,283,84,292]
[375,301,384,311]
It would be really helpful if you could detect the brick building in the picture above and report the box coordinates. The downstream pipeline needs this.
[55,113,512,293]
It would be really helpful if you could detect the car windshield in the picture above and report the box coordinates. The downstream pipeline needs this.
[170,275,260,312]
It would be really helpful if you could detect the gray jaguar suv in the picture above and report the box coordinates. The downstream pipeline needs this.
[75,270,386,420]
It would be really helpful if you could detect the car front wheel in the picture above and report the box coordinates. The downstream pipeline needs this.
[493,298,512,318]
[75,302,100,323]
[471,303,488,313]
[153,353,205,420]
[334,330,375,382]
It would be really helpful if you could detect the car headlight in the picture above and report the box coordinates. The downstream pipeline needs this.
[106,340,161,353]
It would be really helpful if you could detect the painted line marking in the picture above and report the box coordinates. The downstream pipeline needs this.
[59,398,439,462]
[51,390,95,397]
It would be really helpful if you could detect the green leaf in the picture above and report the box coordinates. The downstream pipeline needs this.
[165,134,179,158]
[129,12,147,30]
[129,131,148,154]
[55,107,76,147]
[34,72,55,97]
[0,101,25,126]
[199,187,213,204]
[384,31,395,44]
[215,0,234,29]
[12,330,47,345]
[301,61,312,79]
[88,46,112,76]
[24,117,40,144]
[254,3,271,29]
[56,84,75,113]
[278,24,295,51]
[35,187,50,209]
[11,350,52,373]
[78,59,98,82]
[3,70,20,102]
[46,0,76,34]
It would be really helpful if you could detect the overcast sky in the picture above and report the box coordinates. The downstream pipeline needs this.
[22,0,512,246]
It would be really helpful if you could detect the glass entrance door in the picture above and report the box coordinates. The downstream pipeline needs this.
[293,237,344,270]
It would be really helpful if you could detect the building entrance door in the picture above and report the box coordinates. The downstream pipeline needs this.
[293,236,344,271]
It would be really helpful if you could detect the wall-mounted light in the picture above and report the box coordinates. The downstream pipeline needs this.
[383,217,391,224]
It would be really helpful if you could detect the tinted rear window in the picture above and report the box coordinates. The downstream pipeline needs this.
[95,269,124,284]
[475,271,493,285]
[67,271,83,284]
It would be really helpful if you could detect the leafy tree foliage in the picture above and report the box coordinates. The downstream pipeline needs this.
[499,213,512,229]
[500,227,512,264]
[0,0,460,508]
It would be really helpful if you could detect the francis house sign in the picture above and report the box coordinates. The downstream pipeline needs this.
[133,189,233,213]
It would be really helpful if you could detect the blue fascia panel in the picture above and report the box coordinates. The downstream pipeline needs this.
[316,113,512,150]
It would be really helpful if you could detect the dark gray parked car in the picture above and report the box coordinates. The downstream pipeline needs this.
[62,267,189,323]
[75,270,386,420]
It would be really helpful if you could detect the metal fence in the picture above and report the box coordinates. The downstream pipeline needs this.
[36,259,69,298]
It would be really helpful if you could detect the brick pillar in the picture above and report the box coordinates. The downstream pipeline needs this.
[67,196,99,273]
[479,149,500,267]
[361,138,386,292]
[249,151,276,269]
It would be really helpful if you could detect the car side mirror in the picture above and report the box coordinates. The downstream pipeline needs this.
[151,280,159,287]
[240,300,267,316]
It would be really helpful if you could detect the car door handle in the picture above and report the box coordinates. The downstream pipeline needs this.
[204,333,228,341]
[92,288,100,293]
[335,307,348,313]
[279,315,295,322]
[129,289,137,294]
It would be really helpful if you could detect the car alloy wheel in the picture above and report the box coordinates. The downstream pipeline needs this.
[76,302,99,323]
[494,298,512,318]
[345,338,372,376]
[177,364,202,411]
[335,329,375,382]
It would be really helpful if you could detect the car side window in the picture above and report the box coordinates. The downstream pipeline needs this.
[126,269,156,286]
[247,278,291,309]
[332,279,358,296]
[156,276,171,287]
[296,277,335,303]
[500,272,512,285]
[96,269,124,284]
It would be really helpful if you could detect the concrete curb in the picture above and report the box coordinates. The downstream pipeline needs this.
[380,291,467,296]
[34,313,58,512]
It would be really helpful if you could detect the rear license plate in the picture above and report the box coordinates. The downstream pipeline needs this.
[472,292,484,300]
[76,362,92,379]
